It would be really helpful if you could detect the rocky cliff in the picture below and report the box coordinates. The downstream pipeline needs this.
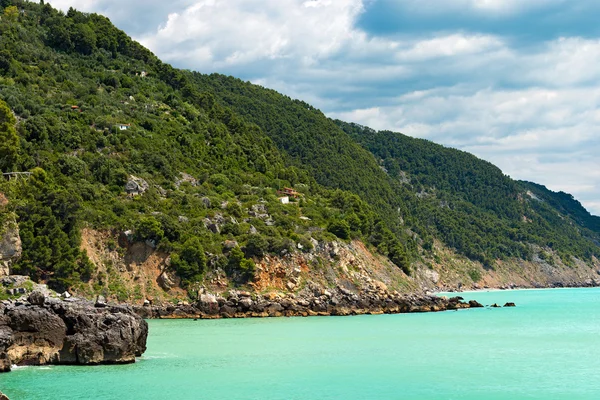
[0,280,147,373]
[0,194,21,277]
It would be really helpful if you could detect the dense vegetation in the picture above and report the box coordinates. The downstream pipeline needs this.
[336,122,600,265]
[0,1,598,293]
[0,1,407,291]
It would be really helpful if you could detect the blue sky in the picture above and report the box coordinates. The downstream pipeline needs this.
[47,0,600,215]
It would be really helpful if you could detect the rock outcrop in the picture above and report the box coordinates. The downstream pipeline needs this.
[0,291,148,373]
[124,176,149,196]
[0,222,21,277]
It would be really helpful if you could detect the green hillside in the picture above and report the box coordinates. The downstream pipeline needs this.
[0,1,407,292]
[0,1,598,294]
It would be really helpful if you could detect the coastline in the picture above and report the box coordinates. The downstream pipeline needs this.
[434,280,600,295]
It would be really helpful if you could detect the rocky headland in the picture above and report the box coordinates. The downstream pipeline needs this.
[0,278,147,373]
[133,284,507,320]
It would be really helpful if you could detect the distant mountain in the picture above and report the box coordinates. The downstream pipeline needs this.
[0,1,598,298]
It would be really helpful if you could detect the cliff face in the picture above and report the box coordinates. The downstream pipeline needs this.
[0,195,21,277]
[78,228,600,308]
[0,285,147,373]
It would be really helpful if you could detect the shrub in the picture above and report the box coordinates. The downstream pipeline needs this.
[328,220,350,240]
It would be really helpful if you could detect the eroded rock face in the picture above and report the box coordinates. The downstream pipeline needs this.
[0,293,148,373]
[0,224,21,277]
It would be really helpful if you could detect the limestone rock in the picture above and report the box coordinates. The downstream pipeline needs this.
[0,295,148,373]
[95,295,107,308]
[157,271,180,291]
[0,223,21,277]
[124,176,149,196]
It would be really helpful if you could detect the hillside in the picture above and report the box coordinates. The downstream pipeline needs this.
[0,1,599,302]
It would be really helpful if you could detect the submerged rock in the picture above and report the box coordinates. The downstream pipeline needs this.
[0,296,148,373]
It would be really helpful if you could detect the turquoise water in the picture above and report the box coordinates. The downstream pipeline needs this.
[2,288,600,399]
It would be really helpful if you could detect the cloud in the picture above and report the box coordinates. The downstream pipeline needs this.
[136,0,365,71]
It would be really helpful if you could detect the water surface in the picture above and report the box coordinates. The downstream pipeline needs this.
[2,288,600,399]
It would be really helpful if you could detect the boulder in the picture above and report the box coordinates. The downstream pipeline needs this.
[197,293,219,314]
[124,176,149,196]
[0,391,9,400]
[95,295,107,308]
[468,300,484,308]
[27,291,46,306]
[503,302,516,307]
[157,271,179,291]
[238,297,253,310]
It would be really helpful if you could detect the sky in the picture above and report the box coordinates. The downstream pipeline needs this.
[46,0,600,215]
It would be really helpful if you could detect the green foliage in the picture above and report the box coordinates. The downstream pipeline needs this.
[0,99,18,170]
[336,121,600,265]
[468,268,482,282]
[171,237,206,285]
[328,220,350,240]
[227,246,255,282]
[3,5,17,21]
[244,234,269,258]
[135,217,164,244]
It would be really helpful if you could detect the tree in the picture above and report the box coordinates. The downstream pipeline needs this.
[171,237,207,283]
[0,50,12,74]
[244,234,269,258]
[72,23,97,55]
[135,217,164,244]
[388,243,410,275]
[328,220,350,240]
[0,99,19,171]
[3,5,18,21]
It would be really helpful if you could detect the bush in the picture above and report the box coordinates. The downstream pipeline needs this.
[171,237,207,284]
[328,220,350,240]
[244,234,269,258]
[135,217,164,243]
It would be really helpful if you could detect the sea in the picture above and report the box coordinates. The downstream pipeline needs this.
[2,288,600,399]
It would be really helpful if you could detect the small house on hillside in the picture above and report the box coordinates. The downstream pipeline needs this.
[115,123,131,131]
[277,187,301,198]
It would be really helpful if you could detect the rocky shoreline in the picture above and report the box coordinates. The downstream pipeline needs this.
[439,277,600,293]
[0,291,148,373]
[133,285,514,320]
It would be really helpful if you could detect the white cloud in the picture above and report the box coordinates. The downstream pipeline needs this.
[136,0,365,69]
